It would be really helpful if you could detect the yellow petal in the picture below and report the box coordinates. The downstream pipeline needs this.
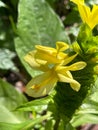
[62,53,78,65]
[56,41,69,52]
[71,0,98,29]
[66,61,87,71]
[70,82,81,91]
[35,45,56,55]
[35,44,65,64]
[56,61,86,74]
[71,0,91,25]
[89,5,98,29]
[78,4,90,23]
[29,43,68,65]
[35,58,47,65]
[56,65,73,78]
[57,52,67,60]
[70,0,84,4]
[24,50,40,68]
[35,51,61,64]
[24,51,49,71]
[57,73,80,91]
[25,70,58,97]
[59,70,73,79]
[65,71,73,79]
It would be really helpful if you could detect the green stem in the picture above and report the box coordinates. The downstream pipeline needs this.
[9,15,18,35]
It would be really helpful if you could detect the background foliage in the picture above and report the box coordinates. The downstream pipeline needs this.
[1,0,98,130]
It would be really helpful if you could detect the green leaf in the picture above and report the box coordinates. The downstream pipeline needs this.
[77,23,92,44]
[0,79,52,129]
[76,24,98,55]
[16,96,52,112]
[0,114,50,130]
[0,120,32,130]
[15,0,69,77]
[71,78,98,127]
[71,114,98,127]
[0,78,28,123]
[0,49,18,71]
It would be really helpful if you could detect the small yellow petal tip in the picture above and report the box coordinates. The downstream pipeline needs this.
[56,41,69,52]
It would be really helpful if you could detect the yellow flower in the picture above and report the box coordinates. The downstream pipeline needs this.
[24,41,78,71]
[24,41,71,72]
[71,0,98,29]
[24,42,86,97]
[25,61,86,97]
